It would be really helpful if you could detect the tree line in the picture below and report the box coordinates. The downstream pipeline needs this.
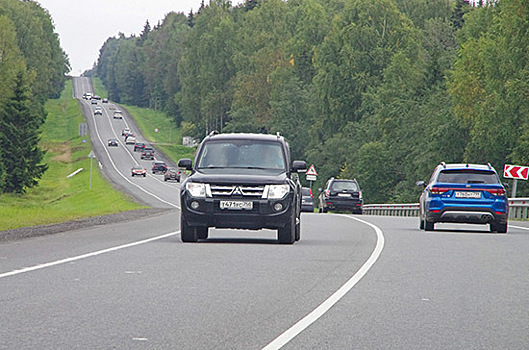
[93,0,529,203]
[0,0,69,193]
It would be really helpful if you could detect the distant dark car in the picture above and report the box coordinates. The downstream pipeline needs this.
[131,165,146,177]
[134,142,145,152]
[301,187,314,212]
[152,161,167,174]
[141,147,154,160]
[318,178,363,214]
[107,139,118,147]
[164,167,181,182]
[417,162,508,233]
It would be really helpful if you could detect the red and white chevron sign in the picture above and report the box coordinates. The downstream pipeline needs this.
[503,164,529,180]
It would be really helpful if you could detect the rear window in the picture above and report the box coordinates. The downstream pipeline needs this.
[331,181,359,191]
[437,170,499,184]
[301,188,312,196]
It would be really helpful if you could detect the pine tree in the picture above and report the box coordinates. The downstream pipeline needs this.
[0,71,48,193]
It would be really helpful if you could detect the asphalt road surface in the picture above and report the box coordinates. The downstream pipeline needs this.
[1,78,528,349]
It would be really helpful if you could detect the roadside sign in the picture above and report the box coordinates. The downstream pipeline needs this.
[306,175,317,181]
[306,164,318,176]
[503,164,529,180]
[87,150,96,158]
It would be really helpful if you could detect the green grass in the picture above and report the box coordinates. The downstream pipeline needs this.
[0,79,144,231]
[92,78,196,163]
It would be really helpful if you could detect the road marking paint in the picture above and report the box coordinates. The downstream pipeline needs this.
[262,215,385,350]
[510,225,529,231]
[0,231,178,279]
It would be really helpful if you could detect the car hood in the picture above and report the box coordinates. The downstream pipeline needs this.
[189,170,289,185]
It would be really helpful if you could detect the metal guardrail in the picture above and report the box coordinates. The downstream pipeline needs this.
[363,198,529,220]
[363,204,419,217]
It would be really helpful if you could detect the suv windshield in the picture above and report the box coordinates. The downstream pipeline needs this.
[331,181,358,191]
[437,170,499,184]
[197,140,286,171]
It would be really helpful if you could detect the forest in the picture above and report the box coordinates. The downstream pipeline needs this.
[0,0,69,193]
[93,0,529,203]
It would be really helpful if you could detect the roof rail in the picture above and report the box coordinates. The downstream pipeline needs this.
[487,162,493,169]
[276,132,281,139]
[440,162,446,168]
[209,130,219,136]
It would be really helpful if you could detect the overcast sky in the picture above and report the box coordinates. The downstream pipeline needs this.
[37,0,244,76]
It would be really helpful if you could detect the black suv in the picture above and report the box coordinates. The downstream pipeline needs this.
[178,132,306,244]
[318,178,363,214]
[141,147,154,160]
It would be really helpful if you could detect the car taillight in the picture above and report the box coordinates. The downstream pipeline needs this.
[309,189,313,198]
[359,191,363,199]
[486,188,506,196]
[430,187,449,195]
[325,189,330,196]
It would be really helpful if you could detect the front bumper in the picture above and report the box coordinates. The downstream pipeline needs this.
[181,194,294,230]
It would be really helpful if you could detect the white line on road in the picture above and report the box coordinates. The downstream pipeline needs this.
[261,215,385,350]
[0,231,179,279]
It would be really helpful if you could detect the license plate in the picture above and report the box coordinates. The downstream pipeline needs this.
[455,191,481,199]
[219,200,253,210]
[338,193,351,197]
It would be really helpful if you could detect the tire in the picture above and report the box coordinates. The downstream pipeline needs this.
[143,174,146,177]
[180,214,197,242]
[197,226,209,240]
[490,222,507,233]
[278,213,295,244]
[295,215,301,241]
[424,220,434,231]
[419,218,424,230]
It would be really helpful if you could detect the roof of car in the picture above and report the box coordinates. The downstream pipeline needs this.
[438,163,495,171]
[204,132,285,143]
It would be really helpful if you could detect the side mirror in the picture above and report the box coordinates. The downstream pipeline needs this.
[292,160,307,173]
[416,180,426,188]
[178,158,192,171]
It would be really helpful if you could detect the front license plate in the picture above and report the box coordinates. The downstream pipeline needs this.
[455,191,481,199]
[219,200,253,210]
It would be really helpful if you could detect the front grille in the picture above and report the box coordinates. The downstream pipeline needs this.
[210,184,265,198]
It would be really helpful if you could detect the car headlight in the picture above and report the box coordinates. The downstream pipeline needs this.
[265,184,290,199]
[186,182,211,198]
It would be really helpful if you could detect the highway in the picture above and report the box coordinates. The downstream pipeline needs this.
[1,77,528,349]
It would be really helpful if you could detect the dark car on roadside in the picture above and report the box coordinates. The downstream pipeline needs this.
[107,139,118,147]
[318,178,363,214]
[417,162,508,233]
[134,142,145,152]
[164,167,181,182]
[301,187,314,212]
[177,132,306,244]
[152,161,167,174]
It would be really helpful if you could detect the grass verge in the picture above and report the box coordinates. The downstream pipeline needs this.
[0,79,145,231]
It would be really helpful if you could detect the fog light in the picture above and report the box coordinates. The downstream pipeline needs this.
[191,201,200,209]
[273,203,283,211]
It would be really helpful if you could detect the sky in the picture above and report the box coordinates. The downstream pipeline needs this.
[36,0,244,76]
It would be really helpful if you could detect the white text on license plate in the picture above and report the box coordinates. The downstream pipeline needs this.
[220,201,253,210]
[338,193,351,197]
[455,191,481,199]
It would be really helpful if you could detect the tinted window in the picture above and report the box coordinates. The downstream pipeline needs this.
[301,188,311,196]
[437,170,499,184]
[331,181,358,191]
[197,140,286,170]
